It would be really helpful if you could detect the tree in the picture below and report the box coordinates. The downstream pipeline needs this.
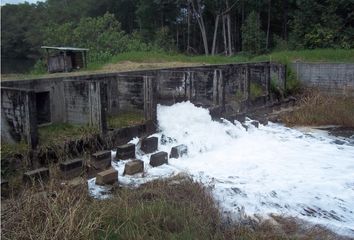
[241,11,266,54]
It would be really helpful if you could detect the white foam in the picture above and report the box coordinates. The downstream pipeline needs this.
[88,101,354,236]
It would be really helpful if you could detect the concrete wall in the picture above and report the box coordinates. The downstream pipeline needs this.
[1,62,286,147]
[1,87,38,147]
[291,62,354,96]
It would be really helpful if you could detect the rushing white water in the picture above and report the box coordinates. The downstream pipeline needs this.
[88,101,354,236]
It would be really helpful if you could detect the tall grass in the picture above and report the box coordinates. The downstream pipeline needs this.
[1,176,345,240]
[280,90,354,127]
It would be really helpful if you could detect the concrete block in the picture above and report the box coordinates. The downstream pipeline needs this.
[170,145,188,159]
[116,143,135,160]
[92,150,111,170]
[23,167,49,183]
[92,150,111,161]
[92,159,111,170]
[1,179,9,198]
[141,137,158,154]
[123,159,144,175]
[59,158,83,179]
[96,168,118,185]
[150,151,168,167]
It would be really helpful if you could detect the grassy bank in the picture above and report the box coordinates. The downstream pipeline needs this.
[2,49,353,81]
[280,90,354,127]
[1,176,343,240]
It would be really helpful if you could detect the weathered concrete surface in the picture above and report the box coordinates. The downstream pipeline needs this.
[123,159,144,175]
[96,168,118,185]
[1,62,286,148]
[1,87,38,148]
[150,151,168,167]
[291,62,354,96]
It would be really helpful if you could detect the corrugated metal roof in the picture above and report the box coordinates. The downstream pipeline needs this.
[41,46,89,51]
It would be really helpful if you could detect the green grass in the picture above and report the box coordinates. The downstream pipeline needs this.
[107,110,145,129]
[38,123,99,146]
[91,48,354,69]
[3,49,353,80]
[253,48,354,65]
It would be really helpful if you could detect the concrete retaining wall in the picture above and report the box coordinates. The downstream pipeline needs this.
[1,87,38,148]
[291,62,354,96]
[1,62,286,148]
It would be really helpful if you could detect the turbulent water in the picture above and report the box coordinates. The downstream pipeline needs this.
[89,101,354,236]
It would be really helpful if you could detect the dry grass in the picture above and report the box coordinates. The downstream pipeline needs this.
[1,176,349,240]
[280,90,354,127]
[1,180,103,240]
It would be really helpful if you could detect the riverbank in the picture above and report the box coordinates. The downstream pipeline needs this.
[279,90,354,127]
[2,176,348,240]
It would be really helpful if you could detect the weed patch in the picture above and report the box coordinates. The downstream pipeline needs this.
[280,90,354,127]
[107,111,145,129]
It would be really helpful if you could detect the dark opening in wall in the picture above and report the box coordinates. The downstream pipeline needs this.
[36,91,51,124]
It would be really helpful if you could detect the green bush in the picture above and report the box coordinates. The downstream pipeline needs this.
[30,59,46,75]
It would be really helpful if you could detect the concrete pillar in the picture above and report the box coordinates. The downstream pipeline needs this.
[25,91,38,149]
[213,69,224,107]
[143,76,157,122]
[89,81,107,134]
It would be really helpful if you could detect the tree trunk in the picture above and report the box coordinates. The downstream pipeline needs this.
[189,0,209,55]
[211,14,220,55]
[266,0,271,49]
[282,0,288,40]
[187,3,191,53]
[226,0,232,56]
[176,24,179,50]
[227,14,232,55]
[222,15,228,55]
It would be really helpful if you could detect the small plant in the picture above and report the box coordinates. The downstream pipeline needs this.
[30,59,46,75]
[250,83,264,100]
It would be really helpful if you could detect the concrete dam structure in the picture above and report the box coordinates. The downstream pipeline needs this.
[1,62,286,148]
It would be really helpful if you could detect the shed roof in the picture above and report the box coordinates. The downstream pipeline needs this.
[41,46,89,51]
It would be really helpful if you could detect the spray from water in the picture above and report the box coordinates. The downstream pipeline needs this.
[89,101,354,236]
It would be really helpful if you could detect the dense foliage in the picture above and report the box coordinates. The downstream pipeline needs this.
[1,0,353,61]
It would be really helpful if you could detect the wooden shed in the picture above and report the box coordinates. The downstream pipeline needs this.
[41,46,89,73]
